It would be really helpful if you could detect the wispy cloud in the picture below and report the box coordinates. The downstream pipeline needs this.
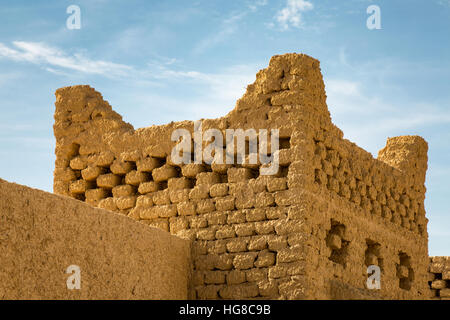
[248,0,268,12]
[275,0,314,30]
[193,12,247,54]
[0,41,132,77]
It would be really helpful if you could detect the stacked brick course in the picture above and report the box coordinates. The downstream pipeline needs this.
[53,53,444,299]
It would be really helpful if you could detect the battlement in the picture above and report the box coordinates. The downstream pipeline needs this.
[53,53,433,299]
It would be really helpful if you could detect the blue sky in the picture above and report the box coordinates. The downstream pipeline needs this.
[0,0,448,255]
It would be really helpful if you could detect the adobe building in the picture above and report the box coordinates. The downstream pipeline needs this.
[0,53,448,299]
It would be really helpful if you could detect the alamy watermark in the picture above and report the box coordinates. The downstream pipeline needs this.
[66,5,81,30]
[66,264,81,290]
[171,120,280,175]
[366,5,381,30]
[366,265,381,290]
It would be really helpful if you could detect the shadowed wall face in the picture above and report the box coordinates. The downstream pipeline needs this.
[0,178,190,300]
[52,53,434,299]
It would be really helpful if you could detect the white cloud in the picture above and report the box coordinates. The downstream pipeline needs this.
[0,41,132,77]
[275,0,313,30]
[193,12,247,54]
[248,0,268,12]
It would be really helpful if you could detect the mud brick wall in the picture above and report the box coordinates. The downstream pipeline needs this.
[53,53,431,299]
[429,257,450,300]
[0,178,190,299]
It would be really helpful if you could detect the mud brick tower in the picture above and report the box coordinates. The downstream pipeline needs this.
[53,53,431,299]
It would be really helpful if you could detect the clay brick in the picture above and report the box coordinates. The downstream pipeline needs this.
[136,157,160,172]
[266,207,287,220]
[110,159,133,175]
[70,156,87,170]
[139,207,158,219]
[136,195,153,207]
[137,181,159,194]
[93,151,115,167]
[227,167,253,183]
[255,192,275,208]
[85,188,108,203]
[196,285,220,299]
[248,178,267,193]
[246,208,266,222]
[277,245,304,263]
[190,216,207,228]
[226,270,246,285]
[248,236,267,251]
[267,177,287,192]
[209,183,229,197]
[169,217,189,234]
[196,172,221,185]
[197,228,217,241]
[112,184,135,198]
[152,189,171,205]
[219,284,259,299]
[227,211,246,224]
[81,166,105,181]
[205,212,227,225]
[169,189,190,203]
[226,238,248,253]
[233,252,258,270]
[246,268,268,282]
[216,226,235,239]
[152,164,178,182]
[440,289,450,298]
[254,250,276,268]
[215,254,234,270]
[274,219,305,235]
[69,179,94,194]
[115,196,136,210]
[189,184,210,200]
[207,240,227,254]
[125,170,149,186]
[98,197,118,211]
[255,221,275,235]
[204,271,226,285]
[431,280,447,290]
[196,199,216,214]
[215,196,235,211]
[258,280,279,297]
[267,235,288,251]
[97,173,121,189]
[443,270,450,280]
[274,190,296,206]
[234,223,255,237]
[144,219,169,232]
[181,163,205,177]
[168,177,192,190]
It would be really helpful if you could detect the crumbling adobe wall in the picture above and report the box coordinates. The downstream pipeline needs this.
[53,53,431,299]
[428,257,450,300]
[0,178,190,299]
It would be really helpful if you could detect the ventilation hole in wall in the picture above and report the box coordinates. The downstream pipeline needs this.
[250,168,260,179]
[397,252,414,291]
[74,193,85,201]
[68,143,80,160]
[74,170,82,179]
[220,174,228,183]
[326,220,349,266]
[364,240,383,271]
[159,181,168,190]
[435,273,442,280]
[279,165,289,178]
[279,137,291,149]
